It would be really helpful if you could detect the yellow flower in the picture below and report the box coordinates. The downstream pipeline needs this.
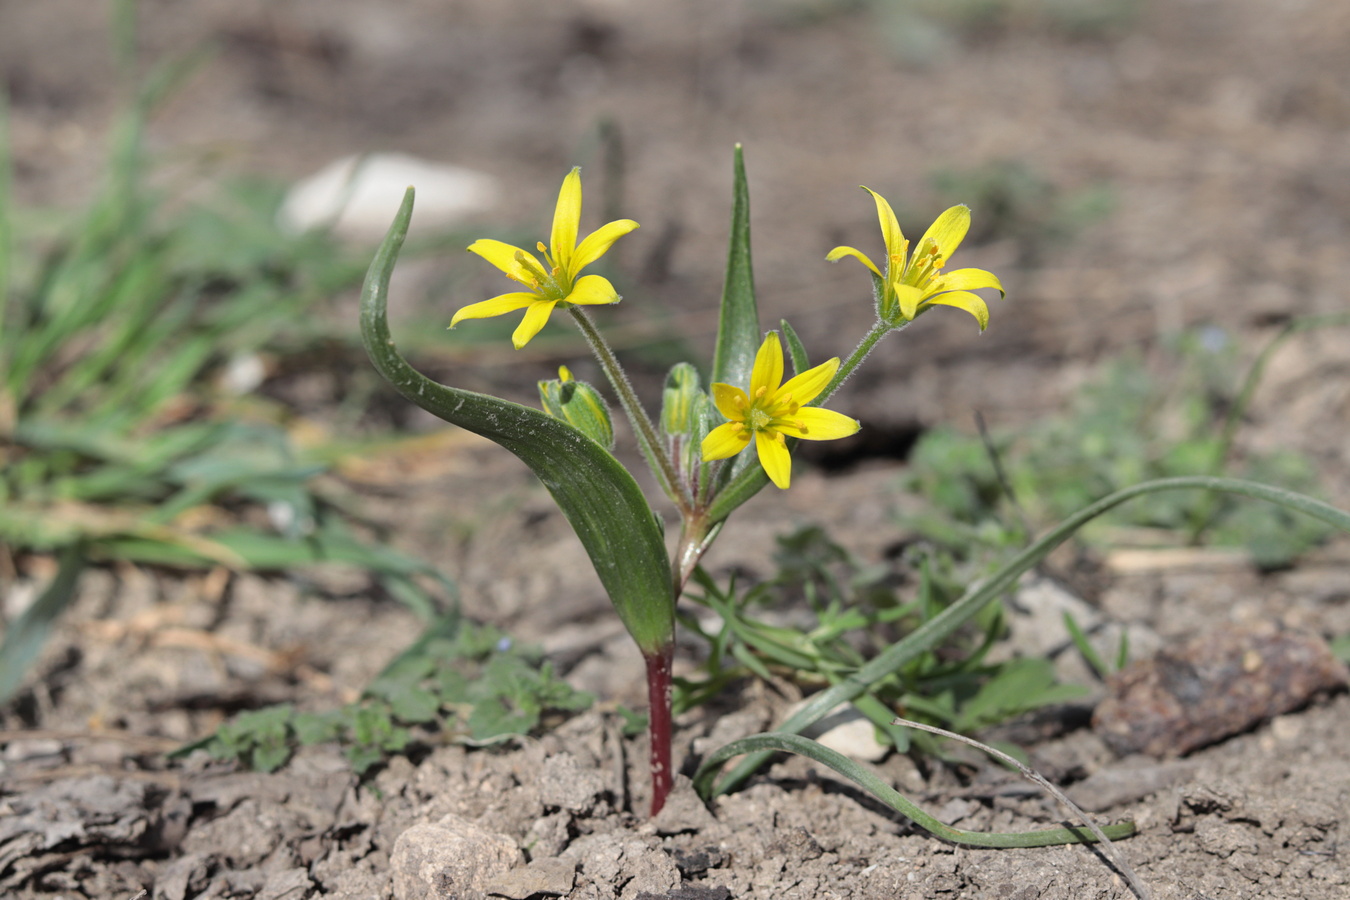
[701,332,859,489]
[827,189,1004,330]
[452,167,639,349]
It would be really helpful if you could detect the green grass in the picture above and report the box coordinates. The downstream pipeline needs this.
[903,330,1334,572]
[0,56,452,705]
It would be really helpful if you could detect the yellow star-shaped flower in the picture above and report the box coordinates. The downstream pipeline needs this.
[827,189,1004,330]
[701,332,860,489]
[452,167,639,349]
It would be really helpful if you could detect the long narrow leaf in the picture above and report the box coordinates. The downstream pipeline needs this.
[710,145,760,389]
[360,188,673,653]
[694,732,1135,847]
[709,476,1350,795]
[0,545,84,704]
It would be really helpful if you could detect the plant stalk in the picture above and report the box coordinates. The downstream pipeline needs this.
[820,318,894,405]
[644,644,675,816]
[568,306,688,510]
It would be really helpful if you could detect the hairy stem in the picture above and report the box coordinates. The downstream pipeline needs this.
[568,306,687,509]
[820,318,894,405]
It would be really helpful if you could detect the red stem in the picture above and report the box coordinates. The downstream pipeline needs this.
[644,645,675,816]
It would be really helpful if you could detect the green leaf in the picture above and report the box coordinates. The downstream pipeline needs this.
[708,476,1350,796]
[780,318,810,375]
[0,545,84,705]
[360,189,673,654]
[694,732,1134,847]
[710,145,760,389]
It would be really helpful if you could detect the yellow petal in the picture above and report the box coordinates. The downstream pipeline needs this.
[468,239,541,283]
[750,332,784,399]
[755,430,792,489]
[566,274,622,306]
[863,187,906,270]
[551,167,582,271]
[511,300,558,349]
[572,219,640,273]
[925,291,990,331]
[825,246,882,278]
[916,205,971,259]
[776,357,840,407]
[895,283,924,321]
[449,292,538,328]
[774,407,859,441]
[701,421,751,461]
[710,382,749,421]
[935,267,1004,298]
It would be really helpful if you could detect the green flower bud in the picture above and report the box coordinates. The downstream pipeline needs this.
[660,362,708,438]
[539,366,615,450]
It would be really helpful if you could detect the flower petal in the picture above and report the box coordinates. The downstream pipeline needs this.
[710,382,749,421]
[777,357,840,407]
[774,407,860,441]
[750,332,784,399]
[511,300,558,349]
[825,246,882,278]
[924,290,990,331]
[449,292,538,328]
[935,267,1004,298]
[551,167,582,271]
[895,283,924,321]
[701,421,751,461]
[755,430,792,489]
[917,205,971,260]
[566,273,622,306]
[863,187,906,271]
[572,219,640,273]
[468,239,541,283]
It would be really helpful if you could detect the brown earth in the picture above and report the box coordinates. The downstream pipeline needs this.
[3,1,1350,898]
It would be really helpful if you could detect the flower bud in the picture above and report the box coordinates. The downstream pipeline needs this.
[538,366,615,450]
[660,362,710,438]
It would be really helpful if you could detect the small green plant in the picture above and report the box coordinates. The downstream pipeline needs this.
[678,526,1086,755]
[183,619,592,775]
[903,333,1334,569]
[361,140,1350,866]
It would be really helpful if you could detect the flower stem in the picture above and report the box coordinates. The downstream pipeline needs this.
[568,306,688,510]
[820,318,894,405]
[644,645,675,816]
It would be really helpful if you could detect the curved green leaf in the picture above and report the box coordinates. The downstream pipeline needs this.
[710,475,1350,794]
[360,189,673,653]
[694,732,1135,847]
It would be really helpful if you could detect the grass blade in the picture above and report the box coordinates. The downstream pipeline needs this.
[709,475,1350,795]
[693,731,1135,848]
[0,546,85,705]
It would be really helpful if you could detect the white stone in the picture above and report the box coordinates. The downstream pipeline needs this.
[278,153,500,241]
[800,703,891,762]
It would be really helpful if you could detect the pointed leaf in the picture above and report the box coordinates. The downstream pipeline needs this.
[711,145,761,390]
[780,319,810,376]
[361,189,673,654]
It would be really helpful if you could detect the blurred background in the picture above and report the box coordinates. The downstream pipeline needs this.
[6,0,1348,437]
